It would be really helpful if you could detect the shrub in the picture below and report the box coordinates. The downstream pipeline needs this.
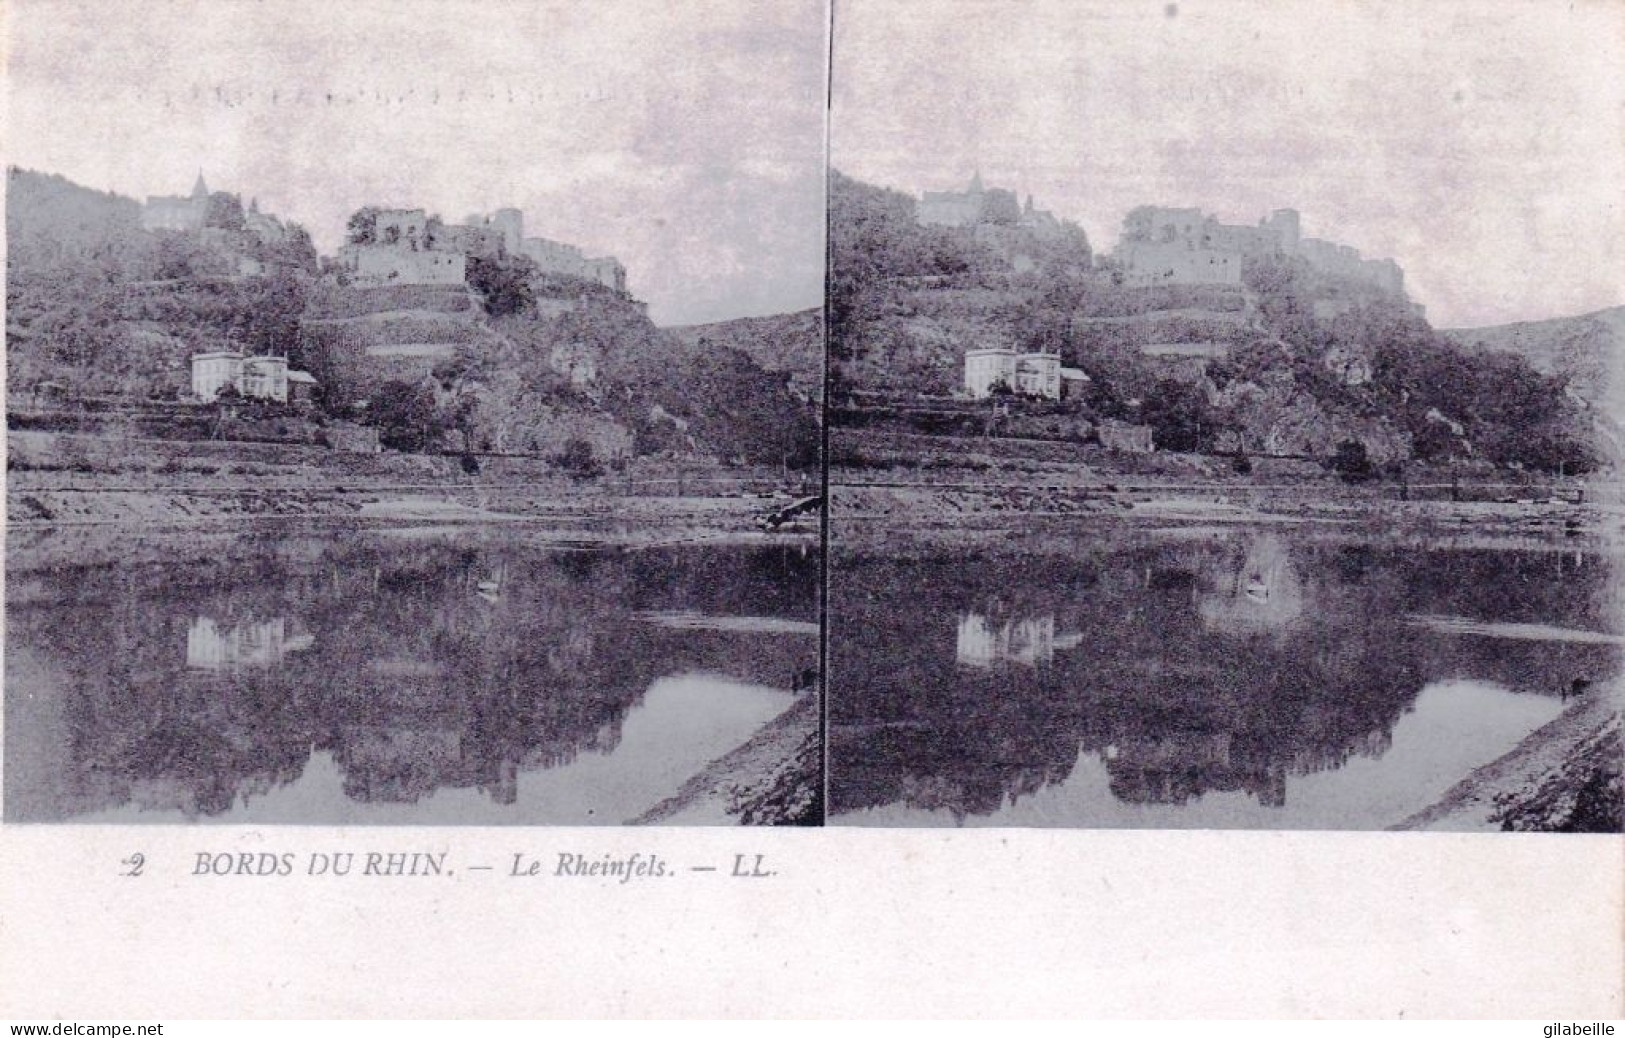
[555,436,602,478]
[1329,439,1374,482]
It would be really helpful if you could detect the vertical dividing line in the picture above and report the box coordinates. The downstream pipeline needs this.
[818,0,837,826]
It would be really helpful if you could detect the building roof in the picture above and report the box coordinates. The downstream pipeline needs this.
[287,370,318,384]
[191,351,244,361]
[1060,367,1091,380]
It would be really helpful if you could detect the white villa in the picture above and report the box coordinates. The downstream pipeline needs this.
[963,348,1088,400]
[191,351,317,404]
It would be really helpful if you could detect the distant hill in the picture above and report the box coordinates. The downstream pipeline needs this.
[5,167,150,274]
[665,308,824,403]
[1444,307,1624,419]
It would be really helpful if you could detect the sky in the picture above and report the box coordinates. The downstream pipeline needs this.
[832,0,1624,329]
[4,0,827,326]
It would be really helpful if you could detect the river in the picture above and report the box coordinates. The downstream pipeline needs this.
[829,525,1621,828]
[5,525,819,824]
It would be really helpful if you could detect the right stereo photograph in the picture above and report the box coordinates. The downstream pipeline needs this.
[824,0,1624,831]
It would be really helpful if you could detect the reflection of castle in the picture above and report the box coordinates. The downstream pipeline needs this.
[186,617,314,671]
[1104,734,1289,808]
[956,612,1084,668]
[1100,723,1399,810]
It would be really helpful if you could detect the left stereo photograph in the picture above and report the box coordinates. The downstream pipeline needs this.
[3,0,829,826]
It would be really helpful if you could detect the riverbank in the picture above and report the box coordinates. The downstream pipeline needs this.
[6,433,817,549]
[829,474,1625,554]
[6,428,815,539]
[1396,685,1622,832]
[632,693,820,826]
[7,482,808,541]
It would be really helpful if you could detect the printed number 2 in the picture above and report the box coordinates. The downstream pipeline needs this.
[121,853,145,877]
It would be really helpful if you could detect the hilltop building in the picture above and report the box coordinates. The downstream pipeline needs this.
[242,197,290,243]
[337,207,467,287]
[1111,205,1406,297]
[191,351,316,405]
[337,204,628,293]
[464,208,628,293]
[142,175,292,243]
[141,172,212,232]
[140,176,305,279]
[919,174,1091,272]
[920,172,996,227]
[918,173,1073,238]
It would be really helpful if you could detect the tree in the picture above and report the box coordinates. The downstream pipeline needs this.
[467,254,536,317]
[289,325,359,416]
[1329,439,1374,482]
[555,436,601,477]
[1486,427,1600,475]
[345,208,379,245]
[365,380,445,452]
[204,193,246,232]
[1141,378,1211,453]
[236,272,306,357]
[260,223,319,274]
[154,232,226,280]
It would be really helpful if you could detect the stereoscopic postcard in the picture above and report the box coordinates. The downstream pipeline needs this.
[2,0,1619,1020]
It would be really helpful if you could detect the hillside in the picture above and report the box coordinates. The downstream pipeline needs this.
[829,169,1603,474]
[6,170,817,472]
[665,308,824,403]
[6,167,150,277]
[1445,307,1624,419]
[430,270,820,469]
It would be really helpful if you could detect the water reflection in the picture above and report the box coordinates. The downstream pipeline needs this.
[956,614,1076,668]
[6,531,818,824]
[1197,534,1307,636]
[830,529,1620,828]
[186,617,315,671]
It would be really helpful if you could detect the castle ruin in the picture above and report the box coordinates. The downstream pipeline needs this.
[337,207,467,287]
[336,203,628,293]
[1111,205,1405,297]
[464,207,628,293]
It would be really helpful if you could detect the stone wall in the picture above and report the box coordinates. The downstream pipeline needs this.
[338,244,466,287]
